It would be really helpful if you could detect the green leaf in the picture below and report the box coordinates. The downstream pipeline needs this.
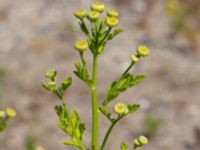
[63,138,79,147]
[121,142,128,150]
[61,77,72,91]
[79,21,89,35]
[71,111,79,129]
[99,106,111,118]
[55,105,85,148]
[103,74,145,105]
[107,28,123,41]
[78,123,86,140]
[127,104,140,113]
[0,120,7,132]
[73,62,92,87]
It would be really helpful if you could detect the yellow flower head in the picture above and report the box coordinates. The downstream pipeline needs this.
[91,2,105,13]
[137,45,150,57]
[74,40,88,52]
[88,11,100,22]
[74,9,87,20]
[131,54,139,63]
[114,103,128,115]
[45,70,57,79]
[107,9,119,17]
[35,146,45,150]
[106,17,119,28]
[6,108,16,118]
[0,110,6,118]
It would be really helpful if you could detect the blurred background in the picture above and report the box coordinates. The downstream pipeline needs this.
[0,0,200,150]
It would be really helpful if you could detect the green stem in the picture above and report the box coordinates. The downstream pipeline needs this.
[79,52,86,66]
[101,116,123,150]
[91,54,99,149]
[100,28,111,45]
[122,62,134,76]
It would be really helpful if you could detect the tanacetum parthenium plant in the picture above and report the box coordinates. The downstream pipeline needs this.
[42,2,150,150]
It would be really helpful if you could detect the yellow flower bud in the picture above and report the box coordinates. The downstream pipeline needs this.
[134,139,140,147]
[139,136,148,145]
[88,11,100,22]
[131,54,139,63]
[106,17,119,28]
[107,9,119,17]
[136,45,150,57]
[45,70,57,79]
[0,110,6,118]
[134,135,148,148]
[6,108,16,117]
[91,2,105,13]
[74,9,87,20]
[74,40,88,52]
[114,103,127,115]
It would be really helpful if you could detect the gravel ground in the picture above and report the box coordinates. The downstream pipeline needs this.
[0,0,200,150]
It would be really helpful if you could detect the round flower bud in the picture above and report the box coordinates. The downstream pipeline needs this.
[35,146,45,150]
[134,135,148,148]
[139,136,148,145]
[107,9,119,17]
[136,45,150,57]
[88,11,100,22]
[0,110,6,118]
[45,70,57,80]
[106,17,119,28]
[91,2,105,13]
[131,54,139,63]
[74,9,87,20]
[74,40,88,52]
[114,103,127,115]
[6,108,16,117]
[134,139,141,147]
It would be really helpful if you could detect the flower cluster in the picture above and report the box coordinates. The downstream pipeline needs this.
[73,1,120,56]
[0,108,16,132]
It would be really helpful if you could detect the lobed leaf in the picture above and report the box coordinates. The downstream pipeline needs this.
[103,74,145,106]
[107,28,123,41]
[127,104,140,113]
[73,62,92,87]
[55,105,85,149]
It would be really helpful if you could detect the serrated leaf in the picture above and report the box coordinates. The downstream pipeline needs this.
[107,28,123,41]
[121,142,128,150]
[103,74,145,105]
[73,62,92,86]
[127,104,140,113]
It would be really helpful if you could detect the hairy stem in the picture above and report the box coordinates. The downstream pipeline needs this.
[91,54,99,149]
